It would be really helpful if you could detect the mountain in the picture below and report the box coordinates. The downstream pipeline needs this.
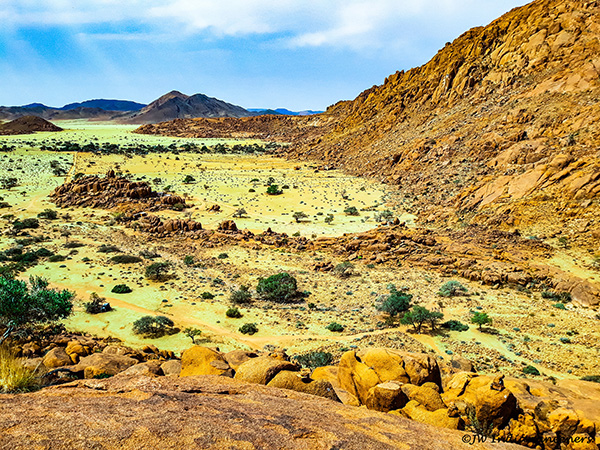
[125,90,252,124]
[286,0,600,236]
[0,115,62,135]
[247,108,324,116]
[61,99,145,112]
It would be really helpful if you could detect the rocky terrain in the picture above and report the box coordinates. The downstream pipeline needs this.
[0,116,63,135]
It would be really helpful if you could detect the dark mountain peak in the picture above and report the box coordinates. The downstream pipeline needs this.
[0,115,63,135]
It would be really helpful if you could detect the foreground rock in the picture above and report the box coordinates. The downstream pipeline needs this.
[0,375,520,450]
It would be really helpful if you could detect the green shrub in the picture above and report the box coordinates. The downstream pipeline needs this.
[226,307,243,318]
[266,184,282,195]
[292,351,333,369]
[239,323,258,335]
[344,206,359,216]
[523,365,540,376]
[542,291,572,303]
[110,255,142,264]
[581,375,600,383]
[439,280,468,297]
[84,293,112,314]
[34,248,54,258]
[201,292,215,299]
[132,315,176,338]
[326,322,344,332]
[230,285,252,305]
[332,261,354,278]
[256,272,299,303]
[401,306,444,333]
[441,320,469,332]
[48,255,66,262]
[183,327,202,344]
[182,175,195,184]
[183,255,194,266]
[553,303,566,310]
[145,262,172,281]
[12,218,39,230]
[172,202,186,211]
[217,253,228,259]
[37,209,57,220]
[111,284,132,294]
[378,285,412,317]
[471,311,492,330]
[97,244,121,253]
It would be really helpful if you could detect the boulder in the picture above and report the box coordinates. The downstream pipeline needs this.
[65,341,91,364]
[338,349,442,404]
[43,347,72,369]
[74,353,138,379]
[161,360,182,376]
[180,346,233,377]
[234,356,299,385]
[365,381,409,412]
[267,370,340,401]
[401,400,463,430]
[401,383,447,412]
[312,365,360,406]
[224,350,258,371]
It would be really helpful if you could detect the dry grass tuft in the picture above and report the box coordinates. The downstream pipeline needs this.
[0,345,40,393]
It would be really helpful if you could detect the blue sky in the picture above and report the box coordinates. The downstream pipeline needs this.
[0,0,528,110]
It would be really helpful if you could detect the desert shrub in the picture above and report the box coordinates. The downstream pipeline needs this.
[292,211,308,223]
[172,202,185,211]
[439,280,468,297]
[230,285,252,305]
[0,177,18,190]
[200,292,215,299]
[182,175,195,184]
[0,202,10,208]
[332,261,354,278]
[47,255,66,262]
[110,255,142,264]
[542,291,572,303]
[0,346,40,393]
[0,276,74,344]
[401,306,443,333]
[111,284,132,294]
[132,315,176,338]
[145,262,172,281]
[232,208,247,218]
[64,242,84,249]
[266,184,282,195]
[97,244,120,253]
[326,322,344,332]
[344,206,359,216]
[523,365,540,376]
[256,273,299,303]
[239,323,258,335]
[226,307,243,318]
[377,285,412,317]
[553,303,566,310]
[139,249,160,259]
[442,320,469,332]
[581,375,600,383]
[183,255,194,266]
[292,351,333,369]
[324,214,334,224]
[217,253,228,259]
[34,248,54,258]
[84,293,112,314]
[12,218,39,230]
[37,209,57,220]
[374,210,394,223]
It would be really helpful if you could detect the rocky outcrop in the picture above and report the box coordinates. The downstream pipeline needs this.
[0,115,63,135]
[180,346,234,377]
[49,171,187,211]
[0,375,519,450]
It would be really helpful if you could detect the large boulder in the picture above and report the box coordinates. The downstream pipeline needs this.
[160,360,182,376]
[401,383,447,412]
[365,381,409,412]
[338,349,442,404]
[65,341,92,364]
[267,371,340,401]
[43,347,72,369]
[234,356,299,385]
[180,346,233,377]
[312,365,360,406]
[400,400,463,430]
[74,353,138,379]
[224,350,258,371]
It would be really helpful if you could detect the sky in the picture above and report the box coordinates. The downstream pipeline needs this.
[0,0,529,111]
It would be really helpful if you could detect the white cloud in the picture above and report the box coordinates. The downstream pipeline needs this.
[0,0,529,50]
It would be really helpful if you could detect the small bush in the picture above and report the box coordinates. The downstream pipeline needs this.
[217,253,228,259]
[201,292,215,299]
[439,280,468,297]
[37,209,57,220]
[581,375,600,383]
[226,307,243,318]
[110,255,142,264]
[64,242,84,249]
[326,322,344,332]
[542,291,572,303]
[0,346,40,393]
[266,184,282,195]
[377,285,412,317]
[132,315,176,338]
[172,202,185,211]
[332,261,354,278]
[523,365,540,376]
[85,293,112,314]
[145,262,172,281]
[48,255,66,262]
[34,248,54,258]
[239,323,258,335]
[230,285,252,305]
[111,284,132,294]
[344,206,359,216]
[374,210,394,223]
[183,255,194,266]
[553,303,566,310]
[12,218,39,230]
[97,244,121,253]
[183,327,202,344]
[292,351,333,369]
[256,273,299,303]
[442,320,469,332]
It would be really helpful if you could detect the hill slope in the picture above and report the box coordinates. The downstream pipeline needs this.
[125,90,252,124]
[61,99,145,111]
[289,0,600,235]
[0,115,63,135]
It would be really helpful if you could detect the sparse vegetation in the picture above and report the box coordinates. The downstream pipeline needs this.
[201,292,215,299]
[256,273,299,303]
[441,320,469,332]
[292,351,333,369]
[332,261,354,278]
[239,323,258,335]
[37,209,57,220]
[523,365,541,376]
[84,293,112,314]
[110,255,142,264]
[401,305,443,333]
[230,285,252,305]
[0,345,40,393]
[471,311,493,330]
[145,262,172,281]
[377,285,412,317]
[266,184,282,195]
[111,284,132,294]
[226,307,243,318]
[344,206,359,216]
[292,211,308,223]
[439,280,468,297]
[326,322,344,332]
[183,327,202,344]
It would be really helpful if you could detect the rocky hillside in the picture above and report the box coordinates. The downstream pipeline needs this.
[0,115,63,135]
[125,90,252,124]
[287,0,600,235]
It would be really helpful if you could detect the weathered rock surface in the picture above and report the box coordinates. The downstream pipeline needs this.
[234,356,299,385]
[0,375,521,449]
[266,370,340,401]
[71,353,138,379]
[180,346,233,377]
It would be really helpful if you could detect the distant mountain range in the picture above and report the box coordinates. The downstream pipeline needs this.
[0,92,321,124]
